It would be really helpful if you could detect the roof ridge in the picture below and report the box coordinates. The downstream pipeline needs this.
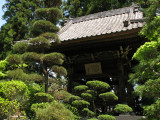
[72,6,132,24]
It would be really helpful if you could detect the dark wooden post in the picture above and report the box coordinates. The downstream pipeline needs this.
[67,65,74,92]
[117,59,126,103]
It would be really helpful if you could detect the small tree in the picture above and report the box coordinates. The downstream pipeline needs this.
[8,0,66,93]
[71,80,118,117]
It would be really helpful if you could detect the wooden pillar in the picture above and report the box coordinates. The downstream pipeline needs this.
[117,59,126,103]
[67,65,74,92]
[127,83,134,107]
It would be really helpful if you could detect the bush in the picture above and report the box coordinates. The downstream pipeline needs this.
[53,90,73,102]
[0,80,29,106]
[143,99,160,120]
[114,104,133,114]
[98,115,116,120]
[41,52,64,66]
[28,36,50,52]
[69,95,81,103]
[81,93,93,101]
[72,100,90,108]
[99,92,118,102]
[82,108,95,117]
[87,118,98,120]
[34,92,54,103]
[33,101,74,120]
[13,42,28,54]
[31,102,50,113]
[52,65,67,76]
[6,54,22,65]
[0,96,20,119]
[74,85,88,92]
[86,80,110,92]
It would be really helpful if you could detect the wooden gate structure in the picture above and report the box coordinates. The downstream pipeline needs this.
[51,5,146,108]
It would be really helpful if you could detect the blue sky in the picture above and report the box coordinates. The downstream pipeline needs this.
[0,0,6,27]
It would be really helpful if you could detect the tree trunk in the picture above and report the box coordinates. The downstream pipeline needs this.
[40,60,48,93]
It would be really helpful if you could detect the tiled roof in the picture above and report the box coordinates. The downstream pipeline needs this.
[58,5,145,42]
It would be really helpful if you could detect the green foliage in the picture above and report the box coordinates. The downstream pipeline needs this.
[87,118,98,120]
[82,108,95,117]
[7,69,44,82]
[114,104,133,114]
[32,101,74,120]
[34,92,54,103]
[99,92,118,102]
[7,69,27,81]
[64,103,80,117]
[45,0,62,7]
[32,20,59,36]
[52,65,67,76]
[74,85,88,92]
[27,83,42,95]
[139,0,160,41]
[132,41,159,61]
[0,0,42,59]
[0,80,29,105]
[28,37,51,52]
[54,90,74,102]
[0,80,29,118]
[6,54,22,65]
[72,100,90,108]
[31,102,50,113]
[40,32,60,43]
[135,79,160,98]
[81,93,93,101]
[0,60,8,79]
[12,42,28,54]
[86,80,110,92]
[63,0,132,18]
[35,8,63,24]
[143,99,160,120]
[98,115,115,120]
[22,52,42,63]
[69,95,81,103]
[0,96,20,118]
[41,52,64,66]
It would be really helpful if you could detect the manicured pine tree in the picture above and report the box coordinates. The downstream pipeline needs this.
[7,0,66,93]
[71,80,118,117]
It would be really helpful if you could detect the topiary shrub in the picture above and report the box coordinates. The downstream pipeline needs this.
[53,90,73,102]
[72,100,90,108]
[40,32,60,43]
[52,65,67,76]
[82,108,95,117]
[99,92,118,102]
[74,85,88,93]
[98,114,116,120]
[86,80,110,92]
[69,95,81,104]
[114,104,133,114]
[22,52,42,63]
[28,36,51,52]
[41,52,64,66]
[87,118,98,120]
[34,92,54,103]
[6,54,22,65]
[33,101,74,120]
[12,42,28,54]
[81,93,93,101]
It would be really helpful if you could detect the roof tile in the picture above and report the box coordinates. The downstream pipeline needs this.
[58,5,145,41]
